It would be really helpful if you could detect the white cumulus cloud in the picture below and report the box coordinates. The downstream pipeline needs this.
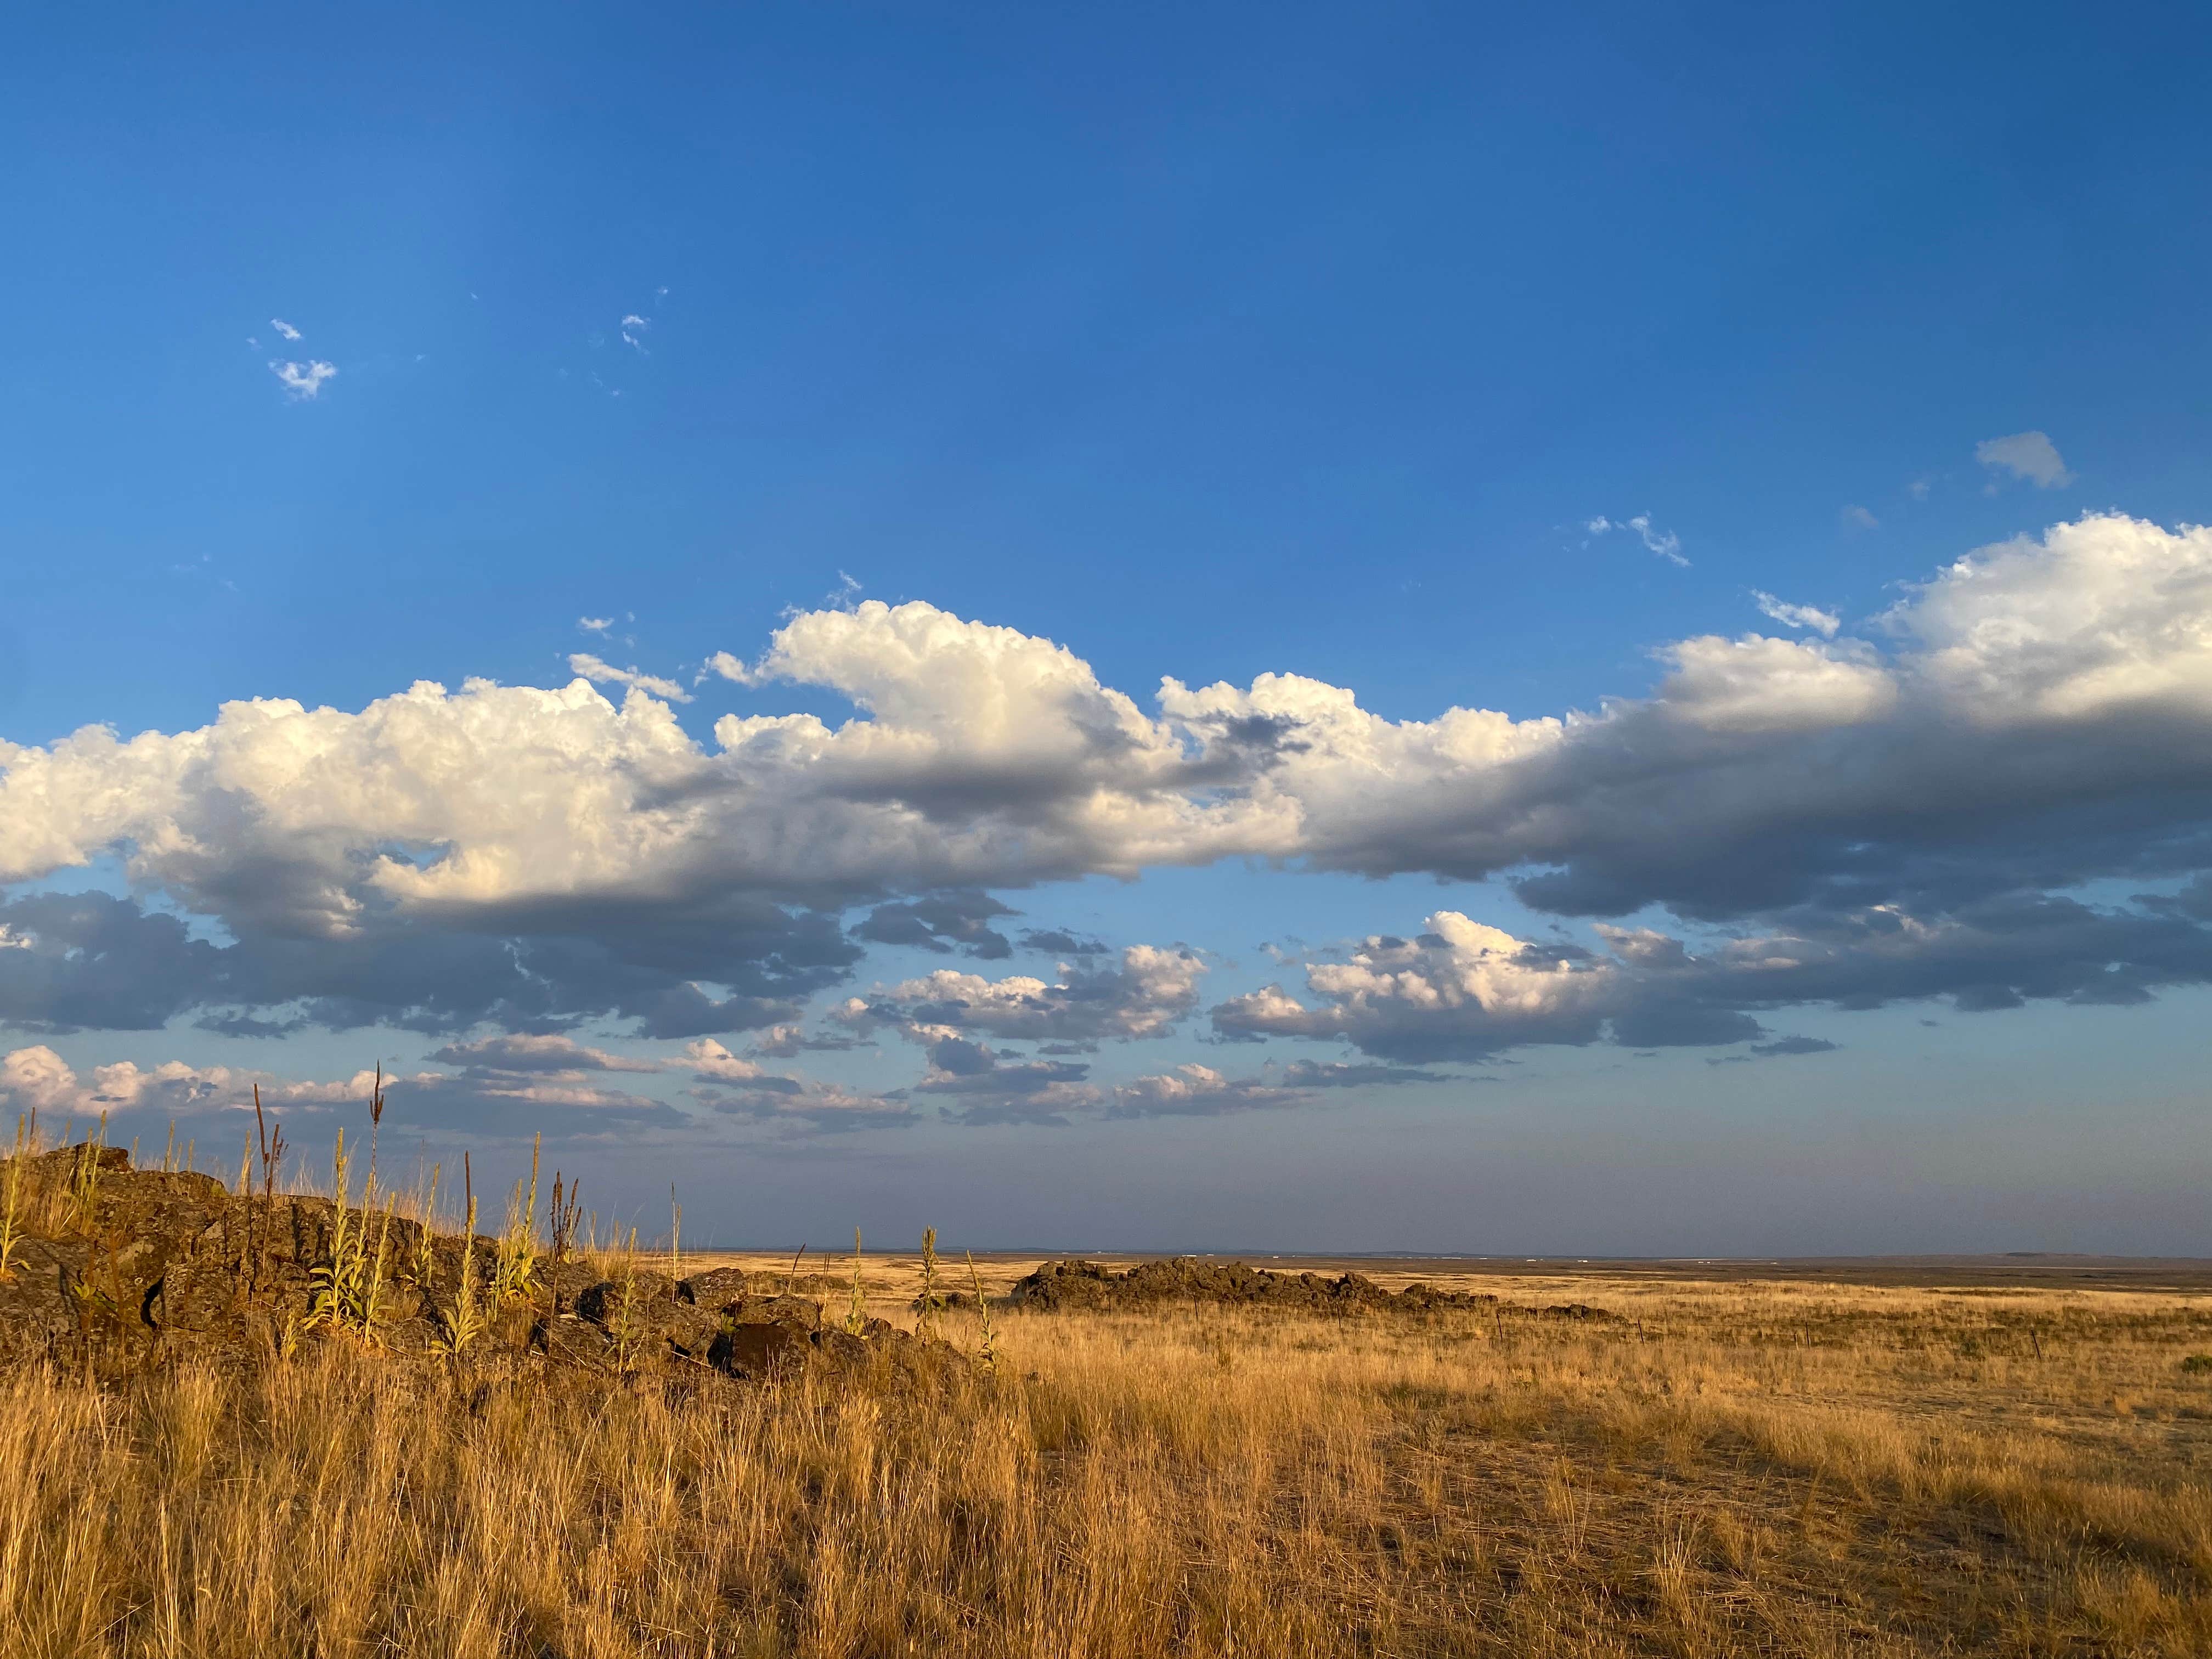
[837,945,1206,1046]
[7,517,2212,1046]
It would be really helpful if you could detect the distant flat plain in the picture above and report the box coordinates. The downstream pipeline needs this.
[675,1246,2212,1297]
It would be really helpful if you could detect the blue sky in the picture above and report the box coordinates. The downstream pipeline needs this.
[5,4,2212,1252]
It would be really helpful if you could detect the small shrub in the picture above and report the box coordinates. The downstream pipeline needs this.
[2182,1354,2212,1375]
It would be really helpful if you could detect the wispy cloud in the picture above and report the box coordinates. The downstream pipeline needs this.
[268,359,337,400]
[1751,591,1842,637]
[1750,1036,1838,1057]
[567,651,692,702]
[270,318,302,342]
[577,616,613,635]
[1977,431,2074,489]
[619,314,650,352]
[1587,514,1689,567]
[1841,504,1879,530]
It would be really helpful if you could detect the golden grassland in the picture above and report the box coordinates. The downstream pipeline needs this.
[6,1228,2212,1658]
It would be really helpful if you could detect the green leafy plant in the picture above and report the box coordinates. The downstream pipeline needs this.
[306,1128,396,1340]
[489,1136,541,1307]
[433,1184,487,1359]
[845,1227,867,1335]
[967,1252,998,1373]
[66,1116,109,1234]
[608,1227,645,1376]
[917,1226,940,1342]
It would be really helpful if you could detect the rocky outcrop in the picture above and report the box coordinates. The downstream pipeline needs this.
[1009,1257,1501,1314]
[0,1143,961,1386]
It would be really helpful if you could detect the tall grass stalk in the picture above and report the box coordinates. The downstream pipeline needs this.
[0,1118,25,1281]
[411,1163,441,1286]
[846,1227,867,1335]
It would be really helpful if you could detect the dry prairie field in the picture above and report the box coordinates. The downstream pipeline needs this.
[4,1142,2212,1656]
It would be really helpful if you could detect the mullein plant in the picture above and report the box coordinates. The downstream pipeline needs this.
[306,1128,397,1340]
[546,1171,583,1313]
[66,1116,109,1235]
[433,1193,487,1358]
[547,1171,582,1266]
[490,1136,541,1306]
[846,1228,868,1335]
[610,1227,645,1375]
[967,1253,999,1374]
[240,1086,287,1291]
[365,1063,385,1199]
[433,1155,487,1358]
[253,1086,285,1198]
[917,1227,940,1342]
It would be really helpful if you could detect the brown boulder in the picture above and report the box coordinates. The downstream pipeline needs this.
[708,1318,812,1379]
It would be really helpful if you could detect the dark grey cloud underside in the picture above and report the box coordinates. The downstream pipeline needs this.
[1211,893,2212,1062]
[0,890,854,1039]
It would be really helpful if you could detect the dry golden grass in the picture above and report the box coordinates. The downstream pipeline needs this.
[4,1241,2212,1657]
